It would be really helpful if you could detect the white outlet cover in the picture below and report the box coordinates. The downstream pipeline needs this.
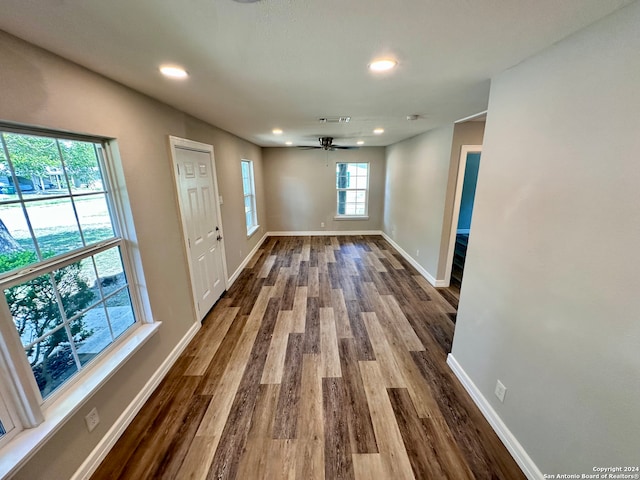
[85,407,100,432]
[495,380,507,403]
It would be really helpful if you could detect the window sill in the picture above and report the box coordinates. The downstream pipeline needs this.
[0,321,161,480]
[333,215,370,221]
[247,225,260,238]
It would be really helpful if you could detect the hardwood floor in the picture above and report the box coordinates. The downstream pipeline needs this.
[91,235,525,480]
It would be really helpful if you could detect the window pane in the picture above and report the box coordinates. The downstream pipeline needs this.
[94,247,126,296]
[54,258,97,321]
[58,140,103,194]
[106,288,136,338]
[346,191,357,203]
[0,208,38,274]
[74,194,115,245]
[356,205,366,215]
[0,144,15,196]
[337,191,346,214]
[356,191,366,202]
[74,303,111,366]
[27,333,78,399]
[26,199,83,257]
[2,133,67,198]
[6,273,64,346]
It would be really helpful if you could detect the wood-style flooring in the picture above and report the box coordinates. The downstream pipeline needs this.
[92,235,524,480]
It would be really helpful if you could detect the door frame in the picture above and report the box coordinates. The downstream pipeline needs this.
[444,144,482,286]
[168,136,229,321]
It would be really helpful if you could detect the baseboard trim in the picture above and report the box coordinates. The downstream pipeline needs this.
[446,354,543,480]
[71,321,202,480]
[227,232,268,287]
[380,232,447,287]
[268,230,383,237]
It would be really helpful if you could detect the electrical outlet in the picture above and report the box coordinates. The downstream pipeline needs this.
[85,407,100,432]
[495,380,507,403]
[320,222,325,228]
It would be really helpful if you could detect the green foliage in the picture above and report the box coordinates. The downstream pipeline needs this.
[58,140,101,186]
[1,133,100,187]
[0,250,37,272]
[1,250,94,396]
[2,134,59,178]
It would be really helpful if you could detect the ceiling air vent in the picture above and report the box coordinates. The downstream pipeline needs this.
[318,117,351,123]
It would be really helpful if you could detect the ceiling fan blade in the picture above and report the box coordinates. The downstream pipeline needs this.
[297,146,321,150]
[333,146,359,150]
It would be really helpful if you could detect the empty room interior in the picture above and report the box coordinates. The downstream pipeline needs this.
[0,1,638,479]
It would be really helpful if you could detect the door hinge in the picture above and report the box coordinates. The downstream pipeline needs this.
[176,164,180,175]
[188,238,191,248]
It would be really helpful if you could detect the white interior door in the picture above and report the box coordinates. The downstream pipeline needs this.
[169,137,227,321]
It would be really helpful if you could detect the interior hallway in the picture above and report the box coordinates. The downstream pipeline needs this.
[91,235,524,479]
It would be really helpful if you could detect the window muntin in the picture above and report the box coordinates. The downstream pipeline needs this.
[336,162,369,217]
[241,160,258,235]
[0,130,138,402]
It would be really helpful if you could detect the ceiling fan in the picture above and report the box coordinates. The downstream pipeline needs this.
[298,137,358,151]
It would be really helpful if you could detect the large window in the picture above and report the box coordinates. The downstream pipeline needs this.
[0,129,138,406]
[241,160,258,236]
[336,162,369,217]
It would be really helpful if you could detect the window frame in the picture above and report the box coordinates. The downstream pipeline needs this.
[335,162,370,219]
[241,159,259,237]
[0,124,158,477]
[0,352,19,449]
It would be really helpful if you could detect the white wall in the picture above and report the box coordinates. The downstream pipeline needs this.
[263,147,385,232]
[450,2,640,475]
[383,123,485,283]
[383,126,455,279]
[0,31,265,479]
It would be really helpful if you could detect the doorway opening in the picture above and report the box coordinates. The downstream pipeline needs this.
[443,145,482,306]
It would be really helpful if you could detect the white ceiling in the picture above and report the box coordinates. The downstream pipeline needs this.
[0,0,633,147]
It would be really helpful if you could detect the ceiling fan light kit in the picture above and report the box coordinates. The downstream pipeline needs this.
[296,137,359,151]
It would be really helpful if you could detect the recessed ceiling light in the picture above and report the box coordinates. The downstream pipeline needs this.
[285,141,293,146]
[272,128,283,135]
[373,128,384,135]
[368,59,397,72]
[357,140,365,145]
[159,65,188,79]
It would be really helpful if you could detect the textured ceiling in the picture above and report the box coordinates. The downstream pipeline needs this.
[0,0,633,146]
